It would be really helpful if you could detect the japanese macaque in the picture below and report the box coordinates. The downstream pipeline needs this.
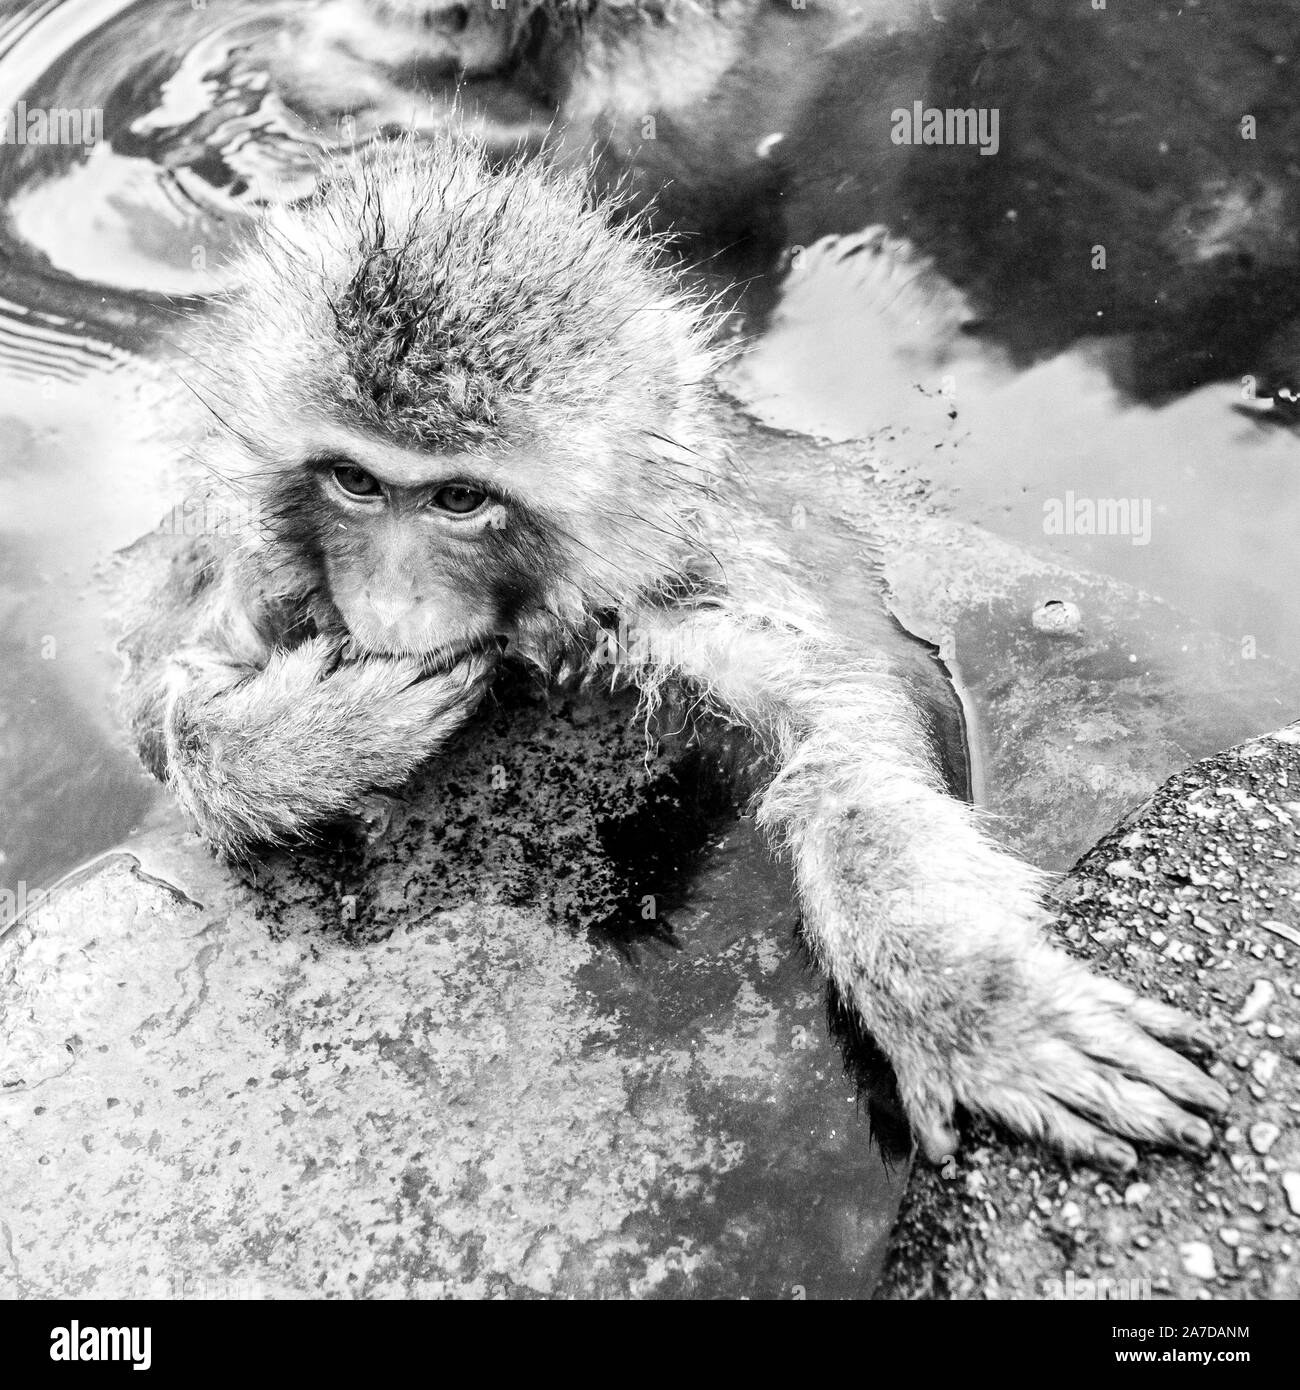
[119,136,1228,1172]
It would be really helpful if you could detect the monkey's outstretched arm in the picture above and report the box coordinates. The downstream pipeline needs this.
[629,591,1229,1170]
[125,566,494,855]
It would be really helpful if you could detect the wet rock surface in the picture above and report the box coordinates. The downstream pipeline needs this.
[880,723,1300,1301]
[0,680,903,1300]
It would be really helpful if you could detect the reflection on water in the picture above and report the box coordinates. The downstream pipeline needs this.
[0,356,184,895]
[0,0,552,310]
[725,230,1300,670]
[1,1,318,303]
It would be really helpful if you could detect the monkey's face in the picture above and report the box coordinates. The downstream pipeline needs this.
[206,138,727,658]
[282,424,555,660]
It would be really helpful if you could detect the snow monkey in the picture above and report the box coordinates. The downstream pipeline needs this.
[119,137,1228,1173]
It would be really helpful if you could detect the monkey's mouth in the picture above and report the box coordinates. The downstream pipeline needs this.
[418,634,507,677]
[339,633,506,672]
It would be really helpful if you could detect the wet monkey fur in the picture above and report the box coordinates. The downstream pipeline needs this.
[119,137,1228,1172]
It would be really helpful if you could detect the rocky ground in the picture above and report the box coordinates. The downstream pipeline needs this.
[881,723,1300,1300]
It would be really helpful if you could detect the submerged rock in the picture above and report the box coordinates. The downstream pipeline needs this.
[879,723,1300,1301]
[0,682,903,1300]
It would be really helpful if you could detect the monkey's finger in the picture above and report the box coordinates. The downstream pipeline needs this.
[387,649,495,699]
[272,634,348,683]
[974,1085,1139,1172]
[427,651,498,699]
[911,1113,960,1165]
[1124,996,1218,1054]
[1068,1021,1230,1117]
[413,640,501,682]
[1079,970,1218,1053]
[1038,1044,1218,1152]
[403,659,498,736]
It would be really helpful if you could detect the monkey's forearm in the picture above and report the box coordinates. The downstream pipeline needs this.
[629,600,1038,952]
[632,601,1027,964]
[630,602,1227,1166]
[155,637,492,854]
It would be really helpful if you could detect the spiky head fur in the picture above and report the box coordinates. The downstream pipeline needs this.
[192,135,730,663]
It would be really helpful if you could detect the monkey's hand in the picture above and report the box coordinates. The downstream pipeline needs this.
[622,601,1228,1171]
[819,868,1231,1173]
[163,636,496,853]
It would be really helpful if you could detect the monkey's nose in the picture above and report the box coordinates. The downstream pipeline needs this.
[367,595,410,628]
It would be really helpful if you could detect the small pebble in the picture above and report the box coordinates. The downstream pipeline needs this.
[1252,1051,1280,1087]
[1032,598,1082,634]
[1219,1227,1241,1247]
[1124,1182,1150,1207]
[1235,979,1275,1023]
[1282,1172,1300,1217]
[1179,1241,1216,1280]
[1249,1122,1281,1155]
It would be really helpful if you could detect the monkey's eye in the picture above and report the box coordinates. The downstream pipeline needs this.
[431,484,488,515]
[331,464,383,499]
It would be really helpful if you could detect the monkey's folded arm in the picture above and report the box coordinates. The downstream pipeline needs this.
[629,600,1229,1170]
[154,634,494,855]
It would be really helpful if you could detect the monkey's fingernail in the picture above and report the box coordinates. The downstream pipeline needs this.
[1181,1118,1213,1149]
[1202,1080,1231,1115]
[918,1125,959,1164]
[1098,1139,1137,1171]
